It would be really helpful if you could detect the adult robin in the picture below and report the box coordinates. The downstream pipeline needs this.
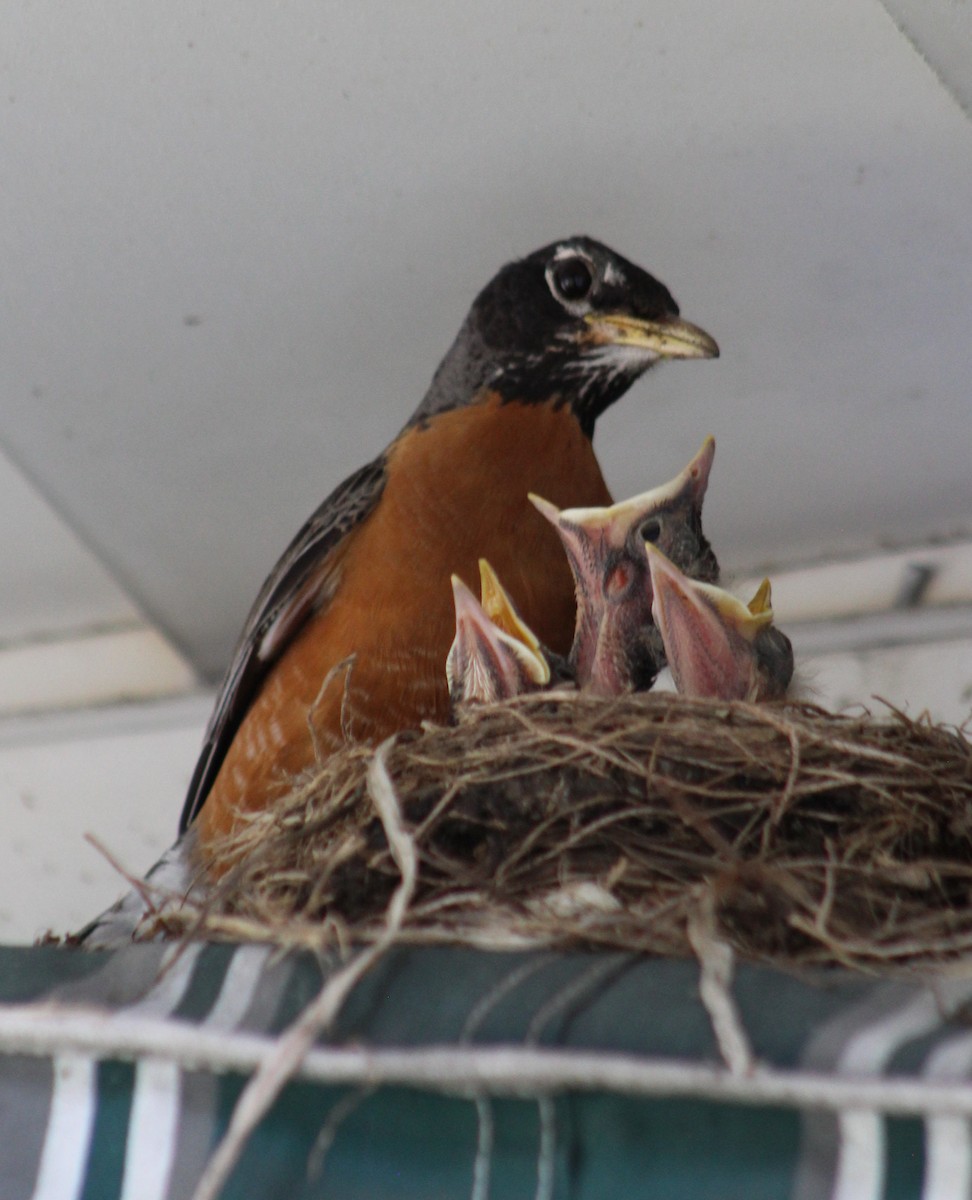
[645,546,794,701]
[175,237,718,859]
[529,437,719,695]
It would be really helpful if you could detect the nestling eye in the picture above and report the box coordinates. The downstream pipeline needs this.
[640,518,662,545]
[550,256,594,303]
[604,559,634,599]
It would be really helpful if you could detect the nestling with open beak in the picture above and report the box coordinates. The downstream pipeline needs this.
[447,560,556,706]
[530,437,719,696]
[645,545,794,702]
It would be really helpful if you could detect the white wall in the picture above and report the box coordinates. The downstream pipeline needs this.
[0,696,208,944]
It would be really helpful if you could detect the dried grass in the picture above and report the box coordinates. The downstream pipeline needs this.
[150,692,972,973]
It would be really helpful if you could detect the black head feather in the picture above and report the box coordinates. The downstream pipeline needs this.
[415,236,713,436]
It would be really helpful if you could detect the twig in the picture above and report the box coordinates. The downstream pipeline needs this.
[306,653,357,760]
[687,896,754,1076]
[534,1095,557,1200]
[7,1001,972,1117]
[84,834,162,913]
[306,1086,373,1183]
[470,1097,494,1200]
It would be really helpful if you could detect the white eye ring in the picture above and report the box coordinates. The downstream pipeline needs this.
[545,250,596,313]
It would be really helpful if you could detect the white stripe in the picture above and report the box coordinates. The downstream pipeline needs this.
[832,989,972,1200]
[470,1096,494,1200]
[119,1059,182,1200]
[924,1117,972,1200]
[202,946,271,1031]
[922,1031,972,1200]
[126,944,204,1017]
[113,945,209,1200]
[117,945,206,1200]
[31,1054,98,1200]
[30,947,205,1200]
[535,1095,556,1200]
[119,946,270,1200]
[833,1110,885,1200]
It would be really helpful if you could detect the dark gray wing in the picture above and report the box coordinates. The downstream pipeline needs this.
[178,453,388,832]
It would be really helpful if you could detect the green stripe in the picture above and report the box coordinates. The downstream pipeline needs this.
[79,1060,135,1200]
[204,1080,805,1199]
[172,943,238,1022]
[885,1116,925,1200]
[0,946,103,1003]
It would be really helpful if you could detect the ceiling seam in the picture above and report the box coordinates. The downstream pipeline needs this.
[0,435,206,678]
[874,0,972,124]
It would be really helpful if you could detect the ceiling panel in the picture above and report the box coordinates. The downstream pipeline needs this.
[1,1,970,678]
[0,446,140,643]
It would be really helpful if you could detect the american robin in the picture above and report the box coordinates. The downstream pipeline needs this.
[529,437,719,695]
[177,237,718,858]
[447,562,551,705]
[645,546,794,701]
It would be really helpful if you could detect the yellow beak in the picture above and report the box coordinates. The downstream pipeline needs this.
[583,312,719,360]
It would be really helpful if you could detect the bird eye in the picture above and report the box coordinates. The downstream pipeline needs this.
[550,256,594,303]
[603,557,634,599]
[640,518,661,545]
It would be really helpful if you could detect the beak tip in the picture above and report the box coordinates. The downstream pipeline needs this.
[529,492,559,523]
[664,322,719,362]
[692,333,719,361]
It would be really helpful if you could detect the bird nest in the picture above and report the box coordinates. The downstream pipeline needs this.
[162,692,972,973]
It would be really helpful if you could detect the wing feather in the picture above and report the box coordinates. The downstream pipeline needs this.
[178,453,388,832]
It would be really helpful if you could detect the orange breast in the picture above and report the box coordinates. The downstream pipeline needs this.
[196,396,612,851]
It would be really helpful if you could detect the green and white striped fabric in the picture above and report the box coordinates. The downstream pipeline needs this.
[1,942,970,1199]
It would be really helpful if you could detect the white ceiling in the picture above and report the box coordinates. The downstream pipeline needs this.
[2,1,971,682]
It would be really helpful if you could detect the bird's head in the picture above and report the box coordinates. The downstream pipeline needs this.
[446,566,550,707]
[646,547,793,702]
[529,437,720,692]
[418,237,718,435]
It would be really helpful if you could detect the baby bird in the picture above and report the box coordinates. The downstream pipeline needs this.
[645,545,793,702]
[446,560,554,705]
[530,437,718,695]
